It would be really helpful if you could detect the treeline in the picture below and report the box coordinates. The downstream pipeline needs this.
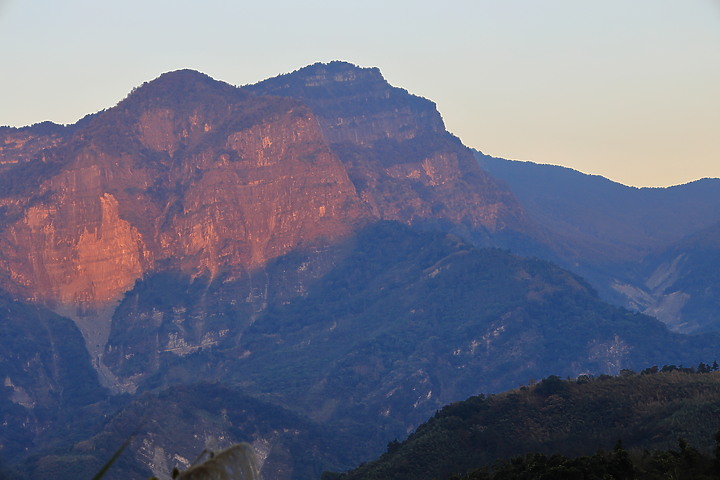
[452,436,720,480]
[336,369,720,480]
[638,361,719,375]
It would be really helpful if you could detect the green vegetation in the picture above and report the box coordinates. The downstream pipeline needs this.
[452,439,720,480]
[339,370,720,480]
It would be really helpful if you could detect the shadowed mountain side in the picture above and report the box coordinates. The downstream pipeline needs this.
[0,292,105,461]
[17,383,355,480]
[475,152,720,264]
[630,221,720,333]
[100,222,720,469]
[475,152,720,331]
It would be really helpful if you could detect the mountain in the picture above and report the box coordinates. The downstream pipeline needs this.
[340,370,720,480]
[98,222,720,473]
[17,383,355,480]
[629,221,720,332]
[2,62,719,479]
[0,291,104,462]
[0,62,540,478]
[0,64,531,389]
[475,152,720,332]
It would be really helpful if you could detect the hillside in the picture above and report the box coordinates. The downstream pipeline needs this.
[630,221,720,333]
[340,370,720,480]
[0,291,105,462]
[15,383,354,480]
[2,63,720,479]
[98,222,720,471]
[475,152,720,332]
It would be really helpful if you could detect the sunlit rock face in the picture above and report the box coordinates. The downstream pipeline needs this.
[0,64,530,371]
[249,61,529,233]
[0,71,367,312]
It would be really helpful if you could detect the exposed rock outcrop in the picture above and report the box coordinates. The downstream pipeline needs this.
[0,63,530,382]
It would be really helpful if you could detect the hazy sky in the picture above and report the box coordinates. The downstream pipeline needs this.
[1,0,718,187]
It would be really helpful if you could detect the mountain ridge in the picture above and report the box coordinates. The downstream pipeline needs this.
[0,63,533,376]
[3,62,720,479]
[476,151,720,332]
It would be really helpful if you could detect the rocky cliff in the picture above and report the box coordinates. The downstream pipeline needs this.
[4,62,720,480]
[0,70,367,307]
[250,61,527,232]
[0,64,529,375]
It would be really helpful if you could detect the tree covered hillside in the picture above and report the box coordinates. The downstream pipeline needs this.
[339,370,720,480]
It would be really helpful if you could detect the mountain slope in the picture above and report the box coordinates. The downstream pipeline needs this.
[17,383,355,480]
[631,221,720,332]
[96,222,720,470]
[249,62,531,237]
[341,371,720,480]
[475,152,720,331]
[0,292,104,461]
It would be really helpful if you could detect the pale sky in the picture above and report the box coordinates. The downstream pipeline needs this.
[1,0,718,187]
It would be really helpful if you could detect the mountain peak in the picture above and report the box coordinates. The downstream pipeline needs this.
[247,60,444,143]
[247,60,424,112]
[254,61,385,91]
[118,69,245,111]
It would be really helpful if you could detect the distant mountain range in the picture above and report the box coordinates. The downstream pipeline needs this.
[476,153,720,333]
[1,62,719,479]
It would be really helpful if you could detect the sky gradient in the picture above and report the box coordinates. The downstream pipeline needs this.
[1,0,718,187]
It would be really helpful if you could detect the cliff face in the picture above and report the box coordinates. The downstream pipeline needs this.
[250,61,527,232]
[6,62,720,480]
[0,70,367,312]
[0,64,529,377]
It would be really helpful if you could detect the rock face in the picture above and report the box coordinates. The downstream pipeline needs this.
[0,70,365,309]
[0,64,529,362]
[250,62,527,232]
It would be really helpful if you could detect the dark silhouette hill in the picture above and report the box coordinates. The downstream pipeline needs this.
[341,370,720,480]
